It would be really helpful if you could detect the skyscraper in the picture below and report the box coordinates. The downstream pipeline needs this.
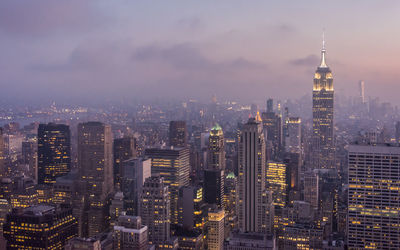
[113,136,137,187]
[312,38,335,169]
[347,144,400,249]
[359,80,365,104]
[140,176,170,246]
[113,215,149,250]
[0,128,4,177]
[207,124,225,170]
[120,158,151,216]
[207,209,225,250]
[78,122,113,237]
[204,169,224,208]
[169,121,188,147]
[284,117,302,154]
[37,123,71,185]
[238,118,272,233]
[145,147,190,224]
[266,161,287,208]
[262,101,283,159]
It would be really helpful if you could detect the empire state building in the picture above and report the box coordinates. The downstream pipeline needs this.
[312,38,335,169]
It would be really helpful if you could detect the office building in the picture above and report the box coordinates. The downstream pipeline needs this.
[284,117,301,154]
[266,161,288,208]
[113,136,137,187]
[3,204,78,249]
[207,124,225,170]
[312,39,335,169]
[113,215,149,250]
[347,144,400,249]
[203,168,224,208]
[140,176,170,246]
[145,147,190,224]
[178,186,204,230]
[262,99,283,159]
[238,118,272,233]
[169,121,188,147]
[120,158,151,216]
[224,231,275,250]
[78,122,113,237]
[304,171,319,208]
[207,209,225,250]
[37,123,71,185]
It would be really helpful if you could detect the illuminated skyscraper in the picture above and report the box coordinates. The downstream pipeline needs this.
[347,144,400,249]
[78,122,113,237]
[238,118,273,233]
[208,124,225,170]
[207,209,225,250]
[37,123,71,185]
[145,147,190,224]
[169,121,188,147]
[312,37,335,169]
[266,161,287,208]
[140,176,170,247]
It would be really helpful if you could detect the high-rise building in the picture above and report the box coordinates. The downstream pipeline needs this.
[207,209,225,250]
[304,171,319,208]
[178,186,204,230]
[113,215,149,250]
[113,136,137,187]
[78,122,113,237]
[284,117,302,154]
[140,176,170,247]
[169,121,188,147]
[120,158,151,216]
[0,128,4,177]
[312,38,335,169]
[22,141,38,181]
[203,169,224,208]
[359,80,365,104]
[37,123,71,185]
[347,144,400,249]
[207,124,225,170]
[3,204,78,249]
[266,161,287,208]
[262,102,283,159]
[145,147,190,224]
[238,118,272,233]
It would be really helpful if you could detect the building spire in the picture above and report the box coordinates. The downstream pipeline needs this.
[319,30,328,68]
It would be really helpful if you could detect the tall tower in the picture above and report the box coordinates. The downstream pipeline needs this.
[207,124,225,170]
[37,123,71,185]
[312,36,335,169]
[359,80,365,104]
[78,122,113,237]
[238,118,273,233]
[169,121,188,148]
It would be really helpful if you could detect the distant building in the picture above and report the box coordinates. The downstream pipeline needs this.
[303,171,319,208]
[78,122,113,237]
[113,136,137,187]
[207,124,225,170]
[262,99,283,159]
[169,121,188,147]
[37,123,71,185]
[284,117,301,154]
[145,147,190,224]
[0,128,4,177]
[3,205,78,249]
[347,144,400,249]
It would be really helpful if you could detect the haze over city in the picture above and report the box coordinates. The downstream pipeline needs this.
[1,1,400,104]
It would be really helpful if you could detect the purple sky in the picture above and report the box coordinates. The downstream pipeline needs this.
[1,1,400,104]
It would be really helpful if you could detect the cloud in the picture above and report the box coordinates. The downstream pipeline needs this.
[289,55,319,67]
[176,17,204,32]
[0,0,108,37]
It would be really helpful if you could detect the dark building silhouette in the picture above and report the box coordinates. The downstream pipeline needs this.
[3,204,78,249]
[169,121,188,147]
[113,136,137,187]
[37,123,71,185]
[203,169,224,208]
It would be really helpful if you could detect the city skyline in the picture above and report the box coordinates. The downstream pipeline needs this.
[1,1,400,104]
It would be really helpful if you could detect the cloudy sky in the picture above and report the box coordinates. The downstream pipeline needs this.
[1,0,400,105]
